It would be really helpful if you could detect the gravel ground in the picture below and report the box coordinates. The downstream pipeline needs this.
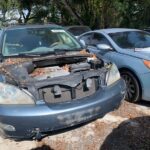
[0,101,149,150]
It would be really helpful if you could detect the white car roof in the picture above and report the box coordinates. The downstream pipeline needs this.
[95,28,141,34]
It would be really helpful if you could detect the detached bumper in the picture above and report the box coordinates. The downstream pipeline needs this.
[0,79,125,140]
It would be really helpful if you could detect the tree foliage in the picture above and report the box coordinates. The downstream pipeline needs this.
[0,0,149,28]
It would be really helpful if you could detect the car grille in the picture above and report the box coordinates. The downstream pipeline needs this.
[39,78,99,104]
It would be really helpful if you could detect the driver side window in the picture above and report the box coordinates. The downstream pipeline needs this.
[91,33,110,46]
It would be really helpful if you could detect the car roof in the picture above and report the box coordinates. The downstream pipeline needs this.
[65,25,91,29]
[95,28,141,34]
[1,24,63,30]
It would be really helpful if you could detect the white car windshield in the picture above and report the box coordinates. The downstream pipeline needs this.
[2,27,82,56]
[109,31,150,49]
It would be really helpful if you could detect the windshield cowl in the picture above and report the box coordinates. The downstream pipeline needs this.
[3,48,83,58]
[2,49,91,65]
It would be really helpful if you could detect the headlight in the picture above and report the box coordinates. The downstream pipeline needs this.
[106,63,120,86]
[0,83,35,104]
[143,60,150,69]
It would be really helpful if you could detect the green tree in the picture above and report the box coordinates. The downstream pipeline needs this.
[17,0,51,23]
[0,0,150,28]
[0,0,19,25]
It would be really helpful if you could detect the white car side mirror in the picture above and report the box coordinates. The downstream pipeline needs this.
[97,44,113,50]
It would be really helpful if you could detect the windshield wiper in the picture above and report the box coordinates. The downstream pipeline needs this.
[18,53,42,57]
[24,48,81,56]
[54,48,81,51]
[7,48,82,57]
[7,51,55,57]
[53,48,81,54]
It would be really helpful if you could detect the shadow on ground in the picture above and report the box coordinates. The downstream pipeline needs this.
[137,100,150,107]
[31,145,54,150]
[100,116,150,150]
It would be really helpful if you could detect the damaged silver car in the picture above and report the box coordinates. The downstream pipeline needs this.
[0,24,125,140]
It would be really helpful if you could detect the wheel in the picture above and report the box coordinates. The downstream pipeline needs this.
[121,70,140,102]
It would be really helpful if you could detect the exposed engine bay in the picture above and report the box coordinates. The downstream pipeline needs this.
[30,58,102,80]
[30,66,70,80]
[0,52,108,104]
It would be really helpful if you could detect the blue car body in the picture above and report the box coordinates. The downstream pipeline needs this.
[0,25,125,140]
[79,28,150,101]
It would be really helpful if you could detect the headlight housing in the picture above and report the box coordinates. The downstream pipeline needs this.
[0,83,35,104]
[143,60,150,69]
[106,63,120,86]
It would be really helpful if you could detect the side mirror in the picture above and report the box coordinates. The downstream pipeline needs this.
[79,39,86,47]
[97,44,113,51]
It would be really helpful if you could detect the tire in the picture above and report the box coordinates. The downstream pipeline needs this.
[120,70,140,103]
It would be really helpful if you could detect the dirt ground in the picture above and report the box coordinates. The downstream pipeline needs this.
[0,101,149,150]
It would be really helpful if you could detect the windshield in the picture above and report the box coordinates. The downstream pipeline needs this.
[2,27,81,56]
[109,31,150,49]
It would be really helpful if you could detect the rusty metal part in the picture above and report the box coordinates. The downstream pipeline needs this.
[80,49,89,55]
